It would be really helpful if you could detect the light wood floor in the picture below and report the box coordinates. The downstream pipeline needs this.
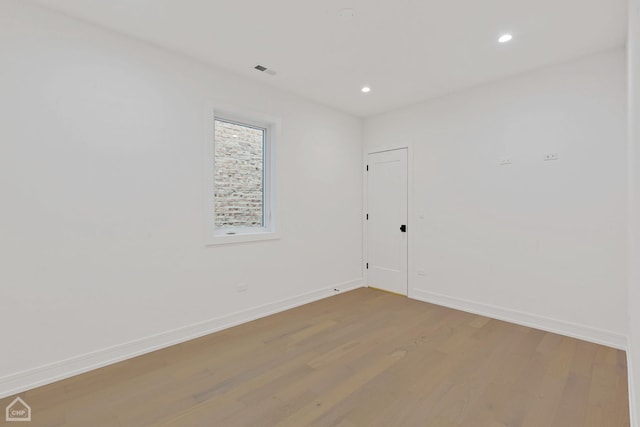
[0,288,630,426]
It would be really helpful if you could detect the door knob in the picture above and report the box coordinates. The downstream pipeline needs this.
[400,225,407,232]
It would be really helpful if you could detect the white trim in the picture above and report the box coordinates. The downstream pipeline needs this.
[362,157,368,284]
[329,279,364,293]
[411,288,627,350]
[203,101,280,246]
[206,231,280,245]
[0,279,363,399]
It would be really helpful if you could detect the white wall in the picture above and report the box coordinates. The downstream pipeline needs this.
[0,0,362,396]
[364,49,628,347]
[628,0,640,423]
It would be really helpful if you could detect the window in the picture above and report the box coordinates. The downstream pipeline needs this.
[214,118,266,230]
[205,106,278,245]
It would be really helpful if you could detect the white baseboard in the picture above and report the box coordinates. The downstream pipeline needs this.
[331,279,364,293]
[411,288,627,350]
[0,278,363,399]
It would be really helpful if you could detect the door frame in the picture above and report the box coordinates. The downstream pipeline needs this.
[363,145,414,297]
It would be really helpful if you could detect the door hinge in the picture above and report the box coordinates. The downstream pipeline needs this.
[366,263,368,269]
[366,165,369,171]
[366,214,368,220]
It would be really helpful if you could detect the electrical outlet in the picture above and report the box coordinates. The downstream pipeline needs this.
[544,153,558,161]
[236,282,248,293]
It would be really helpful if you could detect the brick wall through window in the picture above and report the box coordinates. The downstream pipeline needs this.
[214,119,265,228]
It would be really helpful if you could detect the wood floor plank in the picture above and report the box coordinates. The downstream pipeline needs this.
[0,288,629,426]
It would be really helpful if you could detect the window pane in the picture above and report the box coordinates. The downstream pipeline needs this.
[214,119,265,229]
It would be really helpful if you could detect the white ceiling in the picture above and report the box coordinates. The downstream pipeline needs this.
[31,0,627,117]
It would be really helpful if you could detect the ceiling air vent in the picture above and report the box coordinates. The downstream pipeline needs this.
[254,65,277,76]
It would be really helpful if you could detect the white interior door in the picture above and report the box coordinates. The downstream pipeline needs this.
[367,148,408,295]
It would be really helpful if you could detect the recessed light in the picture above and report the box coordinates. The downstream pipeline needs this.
[498,34,513,43]
[361,86,371,93]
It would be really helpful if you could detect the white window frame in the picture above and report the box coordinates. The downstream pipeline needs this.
[204,102,279,245]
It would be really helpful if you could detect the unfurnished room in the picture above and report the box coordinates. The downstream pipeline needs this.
[1,0,640,426]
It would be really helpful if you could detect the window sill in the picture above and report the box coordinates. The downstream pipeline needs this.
[205,231,280,246]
